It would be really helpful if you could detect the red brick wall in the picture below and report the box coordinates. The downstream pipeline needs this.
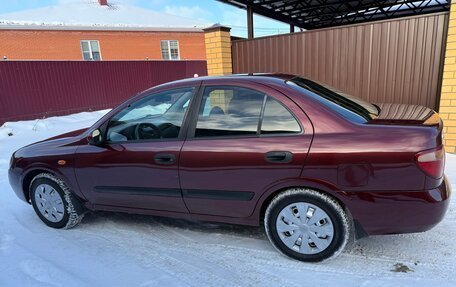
[0,29,206,60]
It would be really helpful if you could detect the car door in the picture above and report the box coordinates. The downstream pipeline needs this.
[179,82,313,218]
[74,86,198,212]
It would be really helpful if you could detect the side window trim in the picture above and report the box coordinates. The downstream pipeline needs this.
[186,84,304,140]
[104,85,201,144]
[256,94,268,135]
[179,83,203,140]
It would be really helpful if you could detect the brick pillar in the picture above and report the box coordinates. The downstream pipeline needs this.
[440,1,456,153]
[203,24,232,76]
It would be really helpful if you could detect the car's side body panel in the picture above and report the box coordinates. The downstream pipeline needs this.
[74,140,188,212]
[179,136,311,217]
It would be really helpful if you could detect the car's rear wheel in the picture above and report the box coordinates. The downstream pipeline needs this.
[30,173,85,229]
[264,188,350,262]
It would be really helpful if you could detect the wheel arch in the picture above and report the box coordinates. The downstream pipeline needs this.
[22,167,75,203]
[259,186,346,222]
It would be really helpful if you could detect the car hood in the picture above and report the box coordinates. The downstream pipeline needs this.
[46,128,89,141]
[15,128,88,158]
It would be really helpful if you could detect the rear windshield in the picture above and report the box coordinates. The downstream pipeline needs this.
[286,77,379,122]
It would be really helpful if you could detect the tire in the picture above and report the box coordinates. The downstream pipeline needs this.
[30,173,85,229]
[264,188,350,262]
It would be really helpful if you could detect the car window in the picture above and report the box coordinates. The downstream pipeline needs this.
[261,97,301,134]
[107,87,194,142]
[195,86,265,137]
[286,77,378,122]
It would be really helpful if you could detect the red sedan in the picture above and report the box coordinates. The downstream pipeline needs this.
[8,74,450,262]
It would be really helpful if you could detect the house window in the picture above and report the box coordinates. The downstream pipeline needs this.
[81,40,102,61]
[161,40,180,60]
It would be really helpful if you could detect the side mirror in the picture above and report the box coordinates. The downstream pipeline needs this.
[88,129,104,146]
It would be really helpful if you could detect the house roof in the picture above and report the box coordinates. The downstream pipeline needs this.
[0,0,209,32]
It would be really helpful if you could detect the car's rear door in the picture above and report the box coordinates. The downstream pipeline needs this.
[75,85,199,212]
[179,80,313,218]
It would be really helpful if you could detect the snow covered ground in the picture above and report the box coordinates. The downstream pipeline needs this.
[0,110,455,287]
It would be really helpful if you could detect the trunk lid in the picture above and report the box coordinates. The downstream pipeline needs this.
[370,103,440,126]
[368,103,443,147]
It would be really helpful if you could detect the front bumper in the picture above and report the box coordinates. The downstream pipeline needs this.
[8,168,28,203]
[346,176,451,236]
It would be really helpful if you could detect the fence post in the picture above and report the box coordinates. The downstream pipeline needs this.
[203,24,232,76]
[440,0,456,153]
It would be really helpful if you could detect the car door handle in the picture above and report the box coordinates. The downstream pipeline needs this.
[265,151,293,163]
[154,153,176,165]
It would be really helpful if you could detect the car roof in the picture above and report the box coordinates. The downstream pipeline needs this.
[138,73,299,98]
[158,73,297,86]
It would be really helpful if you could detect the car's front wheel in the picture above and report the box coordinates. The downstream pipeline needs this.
[264,188,350,262]
[30,173,85,229]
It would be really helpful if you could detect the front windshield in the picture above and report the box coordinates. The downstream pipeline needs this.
[287,77,379,121]
[117,94,190,122]
[118,103,172,121]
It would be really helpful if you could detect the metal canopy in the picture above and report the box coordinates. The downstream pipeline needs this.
[217,0,450,30]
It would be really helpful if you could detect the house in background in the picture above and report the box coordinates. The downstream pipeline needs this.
[0,0,209,61]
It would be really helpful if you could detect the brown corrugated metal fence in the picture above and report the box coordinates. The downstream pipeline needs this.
[0,60,207,123]
[232,13,449,110]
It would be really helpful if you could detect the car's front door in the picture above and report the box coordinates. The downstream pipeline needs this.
[179,82,313,218]
[75,86,197,212]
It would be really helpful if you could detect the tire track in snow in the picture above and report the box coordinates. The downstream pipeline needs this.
[81,215,373,286]
[81,215,305,287]
[78,218,237,287]
[76,211,456,286]
[124,218,302,287]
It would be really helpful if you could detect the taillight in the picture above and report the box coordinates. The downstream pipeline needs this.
[415,146,445,179]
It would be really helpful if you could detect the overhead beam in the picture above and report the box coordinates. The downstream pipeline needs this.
[216,0,449,30]
[216,0,312,29]
[304,1,449,27]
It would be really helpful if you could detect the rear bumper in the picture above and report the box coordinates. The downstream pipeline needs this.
[346,176,451,236]
[8,167,28,203]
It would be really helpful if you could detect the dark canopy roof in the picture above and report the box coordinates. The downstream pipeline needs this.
[217,0,450,30]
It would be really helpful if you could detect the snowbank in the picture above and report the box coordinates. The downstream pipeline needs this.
[0,110,454,286]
